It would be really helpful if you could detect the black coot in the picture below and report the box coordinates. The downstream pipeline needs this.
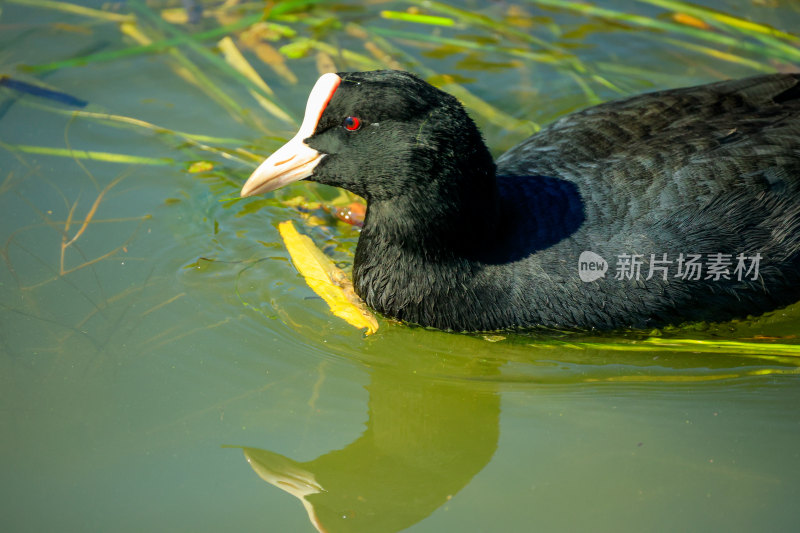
[241,70,800,331]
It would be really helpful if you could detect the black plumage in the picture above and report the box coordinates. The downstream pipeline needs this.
[242,70,800,331]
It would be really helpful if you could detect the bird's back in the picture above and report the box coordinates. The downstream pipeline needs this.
[497,74,800,219]
[490,73,800,329]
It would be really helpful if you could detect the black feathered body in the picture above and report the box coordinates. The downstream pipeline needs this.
[340,73,800,331]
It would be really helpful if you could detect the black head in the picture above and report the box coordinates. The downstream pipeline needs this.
[240,70,496,205]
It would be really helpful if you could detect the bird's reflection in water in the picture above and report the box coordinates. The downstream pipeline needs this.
[238,356,501,532]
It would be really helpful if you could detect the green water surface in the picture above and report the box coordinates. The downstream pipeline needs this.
[2,1,800,532]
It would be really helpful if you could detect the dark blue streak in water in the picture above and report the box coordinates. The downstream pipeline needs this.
[0,77,88,108]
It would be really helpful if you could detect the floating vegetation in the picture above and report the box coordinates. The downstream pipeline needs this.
[277,220,378,334]
[13,0,799,150]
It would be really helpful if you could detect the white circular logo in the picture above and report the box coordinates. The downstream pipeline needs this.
[578,251,608,282]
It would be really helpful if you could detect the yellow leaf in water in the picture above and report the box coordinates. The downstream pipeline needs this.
[161,7,188,25]
[672,13,711,30]
[278,221,378,334]
[188,161,214,173]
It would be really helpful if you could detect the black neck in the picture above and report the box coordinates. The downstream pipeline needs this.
[351,170,585,330]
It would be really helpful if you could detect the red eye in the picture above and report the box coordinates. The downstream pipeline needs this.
[343,116,361,131]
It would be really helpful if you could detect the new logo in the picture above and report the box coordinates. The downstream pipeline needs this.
[578,251,608,282]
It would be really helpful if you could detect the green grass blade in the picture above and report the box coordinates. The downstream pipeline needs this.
[380,10,455,27]
[594,61,690,86]
[266,0,332,17]
[534,336,800,361]
[280,37,384,69]
[368,27,573,65]
[127,0,296,126]
[640,338,800,356]
[636,0,800,65]
[404,0,561,52]
[20,14,270,73]
[135,37,249,124]
[381,11,455,26]
[6,0,133,22]
[20,99,260,165]
[636,0,799,42]
[0,142,173,165]
[526,0,800,64]
[117,10,261,131]
[657,36,777,72]
[565,71,602,105]
[368,26,616,104]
